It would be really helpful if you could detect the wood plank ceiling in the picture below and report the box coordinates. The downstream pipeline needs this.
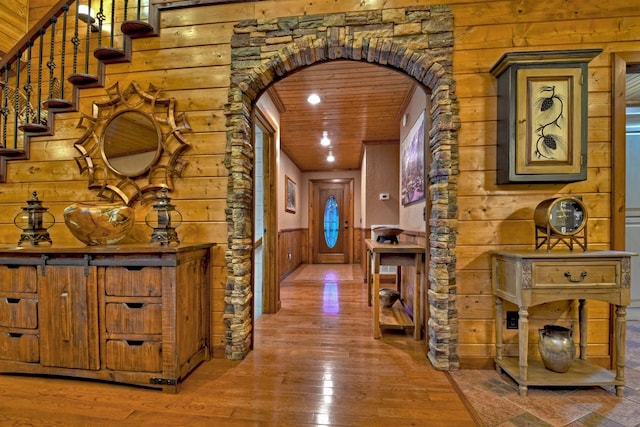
[270,60,416,172]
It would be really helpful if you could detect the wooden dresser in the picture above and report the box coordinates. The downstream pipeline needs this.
[491,250,634,397]
[0,243,212,393]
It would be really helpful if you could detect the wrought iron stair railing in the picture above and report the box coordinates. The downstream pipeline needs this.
[0,0,156,182]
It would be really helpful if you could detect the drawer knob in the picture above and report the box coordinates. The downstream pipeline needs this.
[564,271,587,283]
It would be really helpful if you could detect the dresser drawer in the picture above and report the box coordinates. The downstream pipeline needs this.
[104,266,162,297]
[105,302,162,334]
[0,331,39,362]
[532,261,618,288]
[106,340,161,372]
[0,265,37,293]
[0,298,38,329]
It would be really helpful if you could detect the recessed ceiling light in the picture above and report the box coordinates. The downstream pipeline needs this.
[327,151,335,162]
[307,93,321,105]
[320,131,330,146]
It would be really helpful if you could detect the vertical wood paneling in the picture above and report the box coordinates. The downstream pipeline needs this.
[278,228,307,280]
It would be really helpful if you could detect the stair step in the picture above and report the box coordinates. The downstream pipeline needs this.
[121,20,155,38]
[67,73,100,86]
[94,47,127,62]
[18,123,49,133]
[42,99,73,110]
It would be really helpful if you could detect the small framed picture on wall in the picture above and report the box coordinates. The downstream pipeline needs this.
[285,175,296,213]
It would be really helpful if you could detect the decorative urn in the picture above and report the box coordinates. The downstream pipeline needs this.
[538,324,576,373]
[63,202,134,246]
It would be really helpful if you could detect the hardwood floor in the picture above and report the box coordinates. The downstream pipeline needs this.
[0,263,479,426]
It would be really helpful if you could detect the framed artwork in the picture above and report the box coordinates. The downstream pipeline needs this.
[285,175,296,213]
[515,68,582,177]
[401,110,426,206]
[490,49,601,183]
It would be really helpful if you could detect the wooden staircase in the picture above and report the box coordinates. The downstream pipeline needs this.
[0,0,159,182]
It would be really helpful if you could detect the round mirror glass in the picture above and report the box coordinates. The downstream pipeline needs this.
[101,110,161,177]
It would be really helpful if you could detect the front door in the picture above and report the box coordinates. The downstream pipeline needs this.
[310,179,353,264]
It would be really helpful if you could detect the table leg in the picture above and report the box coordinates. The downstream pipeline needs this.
[372,252,381,339]
[413,253,421,340]
[518,306,529,382]
[615,305,626,397]
[366,249,372,306]
[579,299,587,360]
[495,297,503,363]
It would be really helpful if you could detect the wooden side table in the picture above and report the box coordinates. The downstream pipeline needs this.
[365,239,425,340]
[491,250,634,397]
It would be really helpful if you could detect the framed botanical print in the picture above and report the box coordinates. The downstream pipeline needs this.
[491,49,601,183]
[285,175,296,213]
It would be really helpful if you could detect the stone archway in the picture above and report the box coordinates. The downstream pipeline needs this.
[224,5,460,370]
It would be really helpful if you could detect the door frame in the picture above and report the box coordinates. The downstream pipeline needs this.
[253,109,279,314]
[308,178,354,264]
[612,52,640,250]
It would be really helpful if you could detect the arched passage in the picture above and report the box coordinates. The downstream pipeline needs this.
[224,5,460,370]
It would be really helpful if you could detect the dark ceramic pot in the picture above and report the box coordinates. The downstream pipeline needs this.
[379,288,401,308]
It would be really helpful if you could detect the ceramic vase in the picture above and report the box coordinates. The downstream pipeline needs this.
[538,324,576,373]
[63,202,134,246]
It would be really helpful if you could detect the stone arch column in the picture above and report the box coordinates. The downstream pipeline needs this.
[224,5,460,370]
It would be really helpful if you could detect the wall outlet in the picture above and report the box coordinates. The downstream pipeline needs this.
[506,311,519,329]
[379,193,389,200]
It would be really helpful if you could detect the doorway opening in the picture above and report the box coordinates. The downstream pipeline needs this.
[224,6,459,370]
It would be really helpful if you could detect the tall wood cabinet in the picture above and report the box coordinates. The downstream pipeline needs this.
[0,243,212,393]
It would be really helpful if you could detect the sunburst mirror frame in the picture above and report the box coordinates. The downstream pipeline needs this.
[72,81,191,206]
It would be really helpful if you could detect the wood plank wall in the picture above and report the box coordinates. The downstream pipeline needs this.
[0,0,28,57]
[7,0,638,364]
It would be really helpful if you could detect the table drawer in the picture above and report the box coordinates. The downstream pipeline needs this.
[0,265,37,293]
[0,331,39,362]
[532,262,618,288]
[104,266,162,297]
[0,297,38,329]
[105,302,161,334]
[106,340,161,372]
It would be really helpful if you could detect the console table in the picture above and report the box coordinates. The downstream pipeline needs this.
[0,243,212,393]
[365,239,425,340]
[491,250,634,397]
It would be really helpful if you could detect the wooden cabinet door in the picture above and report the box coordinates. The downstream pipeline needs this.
[38,264,99,370]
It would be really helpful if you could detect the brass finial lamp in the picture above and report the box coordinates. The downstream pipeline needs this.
[145,188,182,245]
[14,192,55,246]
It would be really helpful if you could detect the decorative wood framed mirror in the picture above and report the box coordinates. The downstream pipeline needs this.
[72,81,191,205]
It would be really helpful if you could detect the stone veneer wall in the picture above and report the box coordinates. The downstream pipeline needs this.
[223,5,460,370]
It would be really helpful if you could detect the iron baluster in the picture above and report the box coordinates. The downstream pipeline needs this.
[96,0,105,46]
[136,0,142,21]
[109,0,116,47]
[23,41,34,127]
[60,5,69,99]
[1,64,10,148]
[36,28,45,125]
[13,53,20,139]
[83,0,92,74]
[71,0,81,75]
[46,16,57,101]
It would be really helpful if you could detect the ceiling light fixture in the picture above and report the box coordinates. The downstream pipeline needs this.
[327,151,335,162]
[320,131,331,146]
[307,93,321,105]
